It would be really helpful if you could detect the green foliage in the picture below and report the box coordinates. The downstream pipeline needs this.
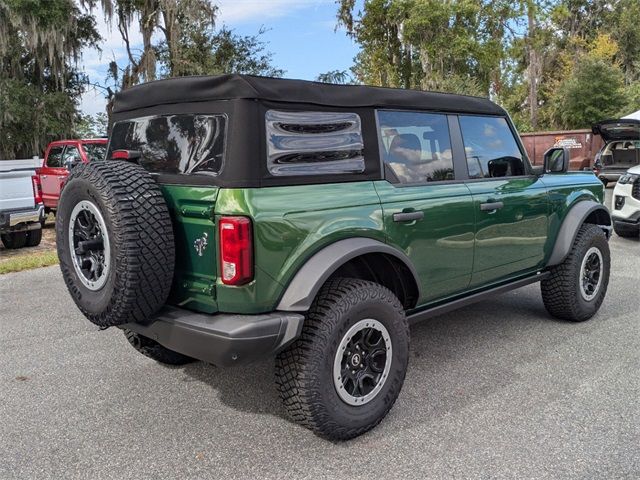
[621,82,640,116]
[161,26,284,77]
[551,57,626,129]
[0,0,100,158]
[0,79,77,158]
[338,0,517,95]
[339,0,640,132]
[75,113,108,138]
[316,70,353,84]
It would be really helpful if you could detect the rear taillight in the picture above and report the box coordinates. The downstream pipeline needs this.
[31,175,42,205]
[218,216,253,285]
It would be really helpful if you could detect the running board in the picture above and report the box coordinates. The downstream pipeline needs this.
[407,271,550,325]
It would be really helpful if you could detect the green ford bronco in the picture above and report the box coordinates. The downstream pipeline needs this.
[57,75,612,440]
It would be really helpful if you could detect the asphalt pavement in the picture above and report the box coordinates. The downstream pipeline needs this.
[1,189,639,479]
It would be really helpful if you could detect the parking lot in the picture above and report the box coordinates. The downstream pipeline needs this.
[1,191,639,479]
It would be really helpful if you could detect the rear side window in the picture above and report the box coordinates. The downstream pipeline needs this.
[459,116,526,178]
[265,110,365,176]
[108,114,226,175]
[47,147,64,167]
[377,110,454,183]
[62,146,81,167]
[83,143,107,162]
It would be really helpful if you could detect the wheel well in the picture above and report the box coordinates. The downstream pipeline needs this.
[584,208,612,238]
[584,208,611,227]
[328,253,419,310]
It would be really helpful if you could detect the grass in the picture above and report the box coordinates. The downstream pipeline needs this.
[0,250,58,274]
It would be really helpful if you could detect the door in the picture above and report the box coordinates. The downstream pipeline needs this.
[457,115,549,287]
[40,145,66,208]
[375,110,475,305]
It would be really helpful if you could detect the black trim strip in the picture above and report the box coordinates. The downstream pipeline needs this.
[407,272,550,325]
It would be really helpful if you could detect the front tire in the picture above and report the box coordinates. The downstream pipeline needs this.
[275,278,409,440]
[541,224,610,322]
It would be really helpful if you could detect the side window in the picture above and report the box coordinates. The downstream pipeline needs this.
[265,110,365,176]
[62,146,82,169]
[47,147,64,168]
[459,116,526,178]
[377,110,454,184]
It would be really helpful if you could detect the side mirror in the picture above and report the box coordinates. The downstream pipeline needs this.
[543,147,570,174]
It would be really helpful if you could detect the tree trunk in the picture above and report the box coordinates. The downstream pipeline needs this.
[527,1,538,130]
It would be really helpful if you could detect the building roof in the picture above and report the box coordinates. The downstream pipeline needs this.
[112,74,506,116]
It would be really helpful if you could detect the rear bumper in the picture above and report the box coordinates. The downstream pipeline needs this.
[0,205,44,230]
[122,306,304,367]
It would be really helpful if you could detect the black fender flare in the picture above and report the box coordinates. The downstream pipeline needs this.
[547,201,612,266]
[276,237,421,312]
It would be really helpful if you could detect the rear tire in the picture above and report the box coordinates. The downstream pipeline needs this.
[275,278,409,440]
[541,224,610,322]
[1,231,27,249]
[123,329,195,365]
[56,161,175,328]
[613,222,639,238]
[25,228,42,247]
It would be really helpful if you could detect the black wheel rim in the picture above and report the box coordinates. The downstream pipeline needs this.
[333,319,392,406]
[68,200,110,290]
[580,246,603,301]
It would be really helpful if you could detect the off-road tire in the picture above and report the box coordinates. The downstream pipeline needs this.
[275,278,409,441]
[123,329,195,365]
[613,222,639,239]
[1,231,27,249]
[56,161,175,328]
[25,227,42,247]
[541,224,610,322]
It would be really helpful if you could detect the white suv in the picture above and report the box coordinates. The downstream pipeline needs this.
[612,165,640,238]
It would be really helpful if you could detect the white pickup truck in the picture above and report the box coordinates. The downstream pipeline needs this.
[0,158,45,249]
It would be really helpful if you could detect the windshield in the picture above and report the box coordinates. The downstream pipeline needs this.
[83,143,107,162]
[108,114,226,175]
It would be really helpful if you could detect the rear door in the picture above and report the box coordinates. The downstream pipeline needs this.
[593,119,640,175]
[458,115,549,287]
[107,113,227,313]
[40,145,66,208]
[375,110,475,304]
[593,119,640,142]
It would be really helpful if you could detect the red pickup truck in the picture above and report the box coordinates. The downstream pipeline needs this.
[37,139,107,213]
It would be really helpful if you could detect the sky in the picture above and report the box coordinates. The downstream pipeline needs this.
[79,0,360,116]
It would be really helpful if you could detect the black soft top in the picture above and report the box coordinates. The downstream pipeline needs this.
[112,74,505,116]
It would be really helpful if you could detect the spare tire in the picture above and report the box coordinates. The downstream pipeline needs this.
[56,161,175,328]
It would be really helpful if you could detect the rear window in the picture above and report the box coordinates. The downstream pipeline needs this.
[83,143,107,162]
[108,114,226,175]
[265,110,365,176]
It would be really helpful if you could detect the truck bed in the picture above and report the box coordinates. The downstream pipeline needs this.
[0,158,40,212]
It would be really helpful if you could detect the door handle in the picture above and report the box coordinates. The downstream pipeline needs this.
[480,201,504,211]
[41,175,47,179]
[393,211,424,223]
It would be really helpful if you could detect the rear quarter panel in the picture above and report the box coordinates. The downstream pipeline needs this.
[214,181,385,313]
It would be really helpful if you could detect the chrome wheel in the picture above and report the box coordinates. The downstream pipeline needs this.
[580,246,603,301]
[333,319,392,406]
[68,200,110,291]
